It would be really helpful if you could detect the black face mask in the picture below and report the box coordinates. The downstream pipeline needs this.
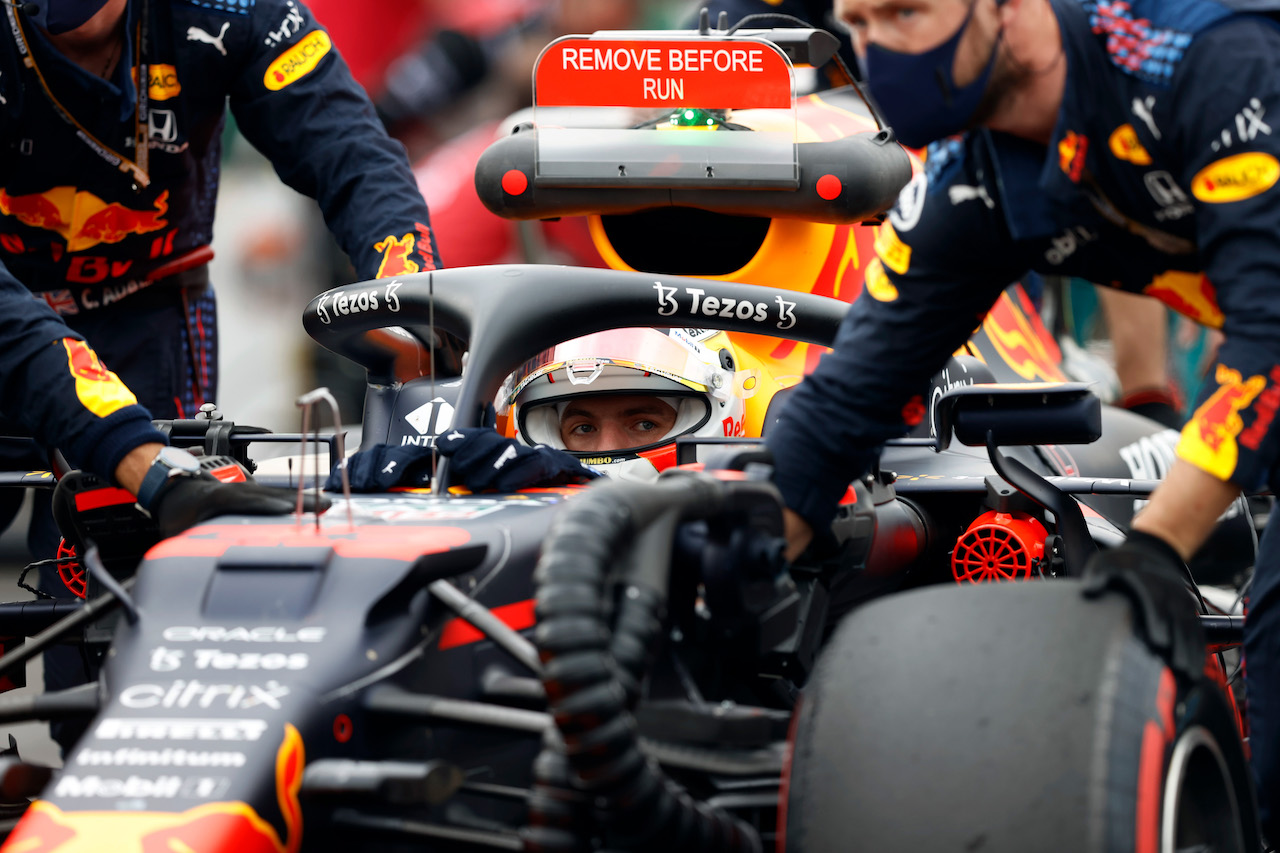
[861,2,1002,149]
[26,0,113,35]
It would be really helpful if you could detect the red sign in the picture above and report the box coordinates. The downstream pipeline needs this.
[535,38,792,110]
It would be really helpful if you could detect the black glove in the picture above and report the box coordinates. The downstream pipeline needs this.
[434,428,602,492]
[325,444,434,492]
[1081,530,1205,681]
[151,476,330,540]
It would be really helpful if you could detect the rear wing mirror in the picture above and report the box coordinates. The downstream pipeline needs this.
[933,383,1102,449]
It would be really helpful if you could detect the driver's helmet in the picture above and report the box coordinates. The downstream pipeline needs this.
[498,328,757,481]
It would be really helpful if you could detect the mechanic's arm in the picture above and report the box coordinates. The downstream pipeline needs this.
[1131,462,1239,561]
[0,260,167,482]
[0,263,323,538]
[767,169,1025,558]
[1097,287,1171,400]
[225,0,442,279]
[1131,20,1280,561]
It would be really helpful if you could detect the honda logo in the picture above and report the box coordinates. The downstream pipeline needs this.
[148,109,178,142]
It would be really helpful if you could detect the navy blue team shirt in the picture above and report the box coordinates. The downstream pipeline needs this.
[769,0,1280,529]
[0,0,441,478]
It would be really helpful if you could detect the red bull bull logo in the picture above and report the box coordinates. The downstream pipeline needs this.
[1178,364,1266,480]
[1058,131,1089,183]
[374,232,420,278]
[1,800,286,853]
[1,725,304,853]
[1143,271,1224,329]
[63,339,138,418]
[0,186,68,229]
[0,188,169,253]
[1240,367,1280,452]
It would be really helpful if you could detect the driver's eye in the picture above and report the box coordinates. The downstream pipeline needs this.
[633,420,658,432]
[568,423,596,435]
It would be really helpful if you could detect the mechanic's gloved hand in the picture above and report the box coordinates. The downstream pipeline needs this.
[152,476,330,540]
[435,428,601,492]
[325,444,434,492]
[1082,530,1205,681]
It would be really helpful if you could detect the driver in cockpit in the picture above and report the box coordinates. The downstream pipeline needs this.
[333,328,761,492]
[499,328,756,481]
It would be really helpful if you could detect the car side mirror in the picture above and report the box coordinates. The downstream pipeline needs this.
[933,383,1102,449]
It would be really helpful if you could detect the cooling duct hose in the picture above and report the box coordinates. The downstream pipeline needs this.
[522,473,766,853]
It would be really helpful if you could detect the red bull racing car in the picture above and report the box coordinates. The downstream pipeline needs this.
[0,20,1261,853]
[0,261,1257,852]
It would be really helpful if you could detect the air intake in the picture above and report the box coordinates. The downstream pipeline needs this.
[951,511,1048,584]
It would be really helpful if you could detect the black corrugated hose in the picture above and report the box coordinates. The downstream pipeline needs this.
[521,472,767,853]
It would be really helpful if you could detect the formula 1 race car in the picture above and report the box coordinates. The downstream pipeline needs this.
[0,19,1260,853]
[0,264,1258,853]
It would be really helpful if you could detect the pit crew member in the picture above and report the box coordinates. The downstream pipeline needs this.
[0,0,441,421]
[1,0,441,571]
[0,251,324,751]
[0,256,316,534]
[761,0,1280,835]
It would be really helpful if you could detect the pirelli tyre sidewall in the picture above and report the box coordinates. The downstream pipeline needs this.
[782,581,1257,853]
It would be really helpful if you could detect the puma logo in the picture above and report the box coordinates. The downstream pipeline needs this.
[187,22,230,56]
[492,445,518,470]
[948,183,995,209]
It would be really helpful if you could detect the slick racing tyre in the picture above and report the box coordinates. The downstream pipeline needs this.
[782,581,1257,853]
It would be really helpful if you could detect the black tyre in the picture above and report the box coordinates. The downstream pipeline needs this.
[782,581,1257,853]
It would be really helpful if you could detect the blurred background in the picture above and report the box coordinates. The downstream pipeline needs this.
[210,0,695,431]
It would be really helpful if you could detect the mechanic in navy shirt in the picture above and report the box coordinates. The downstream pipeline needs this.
[0,253,310,522]
[1,0,423,750]
[765,0,1280,835]
[0,0,441,422]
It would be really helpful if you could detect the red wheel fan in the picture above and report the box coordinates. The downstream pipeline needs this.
[56,537,86,599]
[951,511,1048,584]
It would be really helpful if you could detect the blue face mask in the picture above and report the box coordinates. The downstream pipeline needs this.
[26,0,114,35]
[862,4,1001,149]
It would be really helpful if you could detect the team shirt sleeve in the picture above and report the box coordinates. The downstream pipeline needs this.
[225,0,442,280]
[1165,20,1280,490]
[766,159,1025,531]
[0,260,165,480]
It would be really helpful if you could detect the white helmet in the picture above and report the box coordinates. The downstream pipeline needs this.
[499,328,756,481]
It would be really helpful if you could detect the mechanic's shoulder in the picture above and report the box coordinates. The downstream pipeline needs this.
[1162,11,1280,135]
[168,0,257,57]
[886,135,1005,257]
[169,0,258,24]
[171,0,313,56]
[1177,9,1280,70]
